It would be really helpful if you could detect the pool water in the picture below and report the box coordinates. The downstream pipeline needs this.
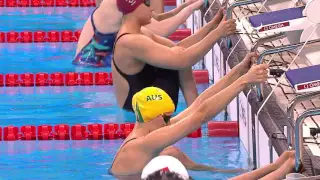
[0,43,87,74]
[0,5,249,180]
[0,8,94,31]
[0,138,248,180]
[0,85,218,126]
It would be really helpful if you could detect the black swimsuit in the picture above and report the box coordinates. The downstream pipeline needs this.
[112,33,180,112]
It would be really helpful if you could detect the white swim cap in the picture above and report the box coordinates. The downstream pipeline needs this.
[141,156,189,180]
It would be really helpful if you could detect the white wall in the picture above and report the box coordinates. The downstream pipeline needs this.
[258,121,271,167]
[226,64,238,121]
[204,48,214,81]
[213,43,223,83]
[238,92,254,160]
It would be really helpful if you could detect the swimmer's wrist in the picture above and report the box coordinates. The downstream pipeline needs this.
[213,27,224,37]
[183,0,192,7]
[236,76,249,88]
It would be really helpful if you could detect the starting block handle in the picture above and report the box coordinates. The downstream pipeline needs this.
[225,0,263,49]
[255,38,320,102]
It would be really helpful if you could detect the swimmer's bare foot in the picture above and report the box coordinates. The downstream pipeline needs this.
[274,150,295,168]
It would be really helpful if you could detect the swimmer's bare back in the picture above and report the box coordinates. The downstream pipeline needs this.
[110,132,162,176]
[112,29,158,111]
[75,0,122,55]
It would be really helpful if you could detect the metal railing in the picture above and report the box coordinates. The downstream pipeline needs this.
[256,38,320,102]
[225,0,263,49]
[250,33,286,52]
[287,92,320,148]
[294,108,320,172]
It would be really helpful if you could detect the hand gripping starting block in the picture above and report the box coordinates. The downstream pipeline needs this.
[286,64,320,93]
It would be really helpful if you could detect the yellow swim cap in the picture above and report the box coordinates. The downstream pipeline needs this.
[132,87,175,123]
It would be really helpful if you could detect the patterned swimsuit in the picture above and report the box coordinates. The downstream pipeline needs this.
[72,8,117,68]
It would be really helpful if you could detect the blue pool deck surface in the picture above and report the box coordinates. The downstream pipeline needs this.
[0,5,250,180]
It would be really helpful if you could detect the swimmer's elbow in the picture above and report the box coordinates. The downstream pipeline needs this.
[171,49,190,69]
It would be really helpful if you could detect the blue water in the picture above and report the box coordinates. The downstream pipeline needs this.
[0,85,223,126]
[0,137,248,180]
[0,5,247,180]
[0,7,93,31]
[0,43,106,74]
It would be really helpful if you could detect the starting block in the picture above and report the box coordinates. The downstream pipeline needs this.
[286,65,320,93]
[237,0,320,42]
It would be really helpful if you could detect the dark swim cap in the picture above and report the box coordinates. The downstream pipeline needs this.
[117,0,144,15]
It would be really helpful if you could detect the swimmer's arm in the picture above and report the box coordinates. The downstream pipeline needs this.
[229,163,277,180]
[127,28,224,69]
[179,68,198,106]
[230,159,295,180]
[161,147,245,173]
[176,10,222,48]
[141,27,176,47]
[152,1,191,21]
[169,63,243,124]
[139,77,247,151]
[145,1,202,37]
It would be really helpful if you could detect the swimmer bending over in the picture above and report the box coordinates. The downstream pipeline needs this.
[113,0,236,111]
[109,52,269,177]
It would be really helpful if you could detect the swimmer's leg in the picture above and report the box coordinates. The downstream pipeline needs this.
[179,67,198,107]
[159,146,244,173]
[230,150,296,180]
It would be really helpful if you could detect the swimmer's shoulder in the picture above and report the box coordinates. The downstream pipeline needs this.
[141,27,155,39]
[116,31,155,50]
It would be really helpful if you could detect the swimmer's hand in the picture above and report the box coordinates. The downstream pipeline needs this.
[241,63,269,84]
[236,52,259,75]
[212,7,225,23]
[216,15,237,37]
[274,150,295,169]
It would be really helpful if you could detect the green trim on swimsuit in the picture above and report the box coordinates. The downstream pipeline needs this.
[91,39,111,50]
[80,39,112,59]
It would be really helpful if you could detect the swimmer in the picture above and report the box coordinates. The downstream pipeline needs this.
[142,151,299,180]
[230,150,302,180]
[112,0,235,112]
[74,0,205,67]
[95,0,164,12]
[150,0,164,13]
[108,52,269,178]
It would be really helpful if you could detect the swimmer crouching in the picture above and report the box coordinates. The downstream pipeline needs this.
[108,54,269,177]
